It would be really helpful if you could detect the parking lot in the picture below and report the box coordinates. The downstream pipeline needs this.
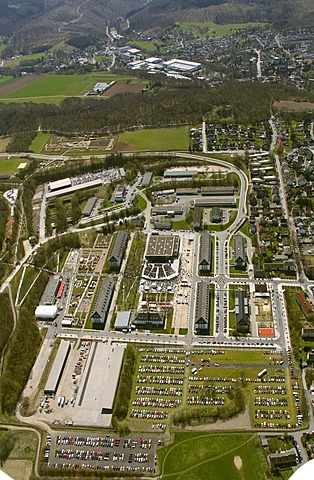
[45,433,161,473]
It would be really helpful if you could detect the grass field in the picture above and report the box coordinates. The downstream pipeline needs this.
[159,432,270,479]
[29,132,51,153]
[118,126,189,151]
[176,22,267,38]
[0,157,28,174]
[0,73,141,104]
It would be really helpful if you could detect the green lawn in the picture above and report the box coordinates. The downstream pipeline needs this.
[29,132,51,153]
[0,157,28,174]
[118,126,190,151]
[176,22,267,38]
[0,73,138,103]
[159,432,270,479]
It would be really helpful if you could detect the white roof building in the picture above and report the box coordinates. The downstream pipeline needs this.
[35,304,58,320]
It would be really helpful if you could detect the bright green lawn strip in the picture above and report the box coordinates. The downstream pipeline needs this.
[191,349,280,365]
[129,40,162,53]
[0,157,28,174]
[135,194,147,211]
[159,432,267,479]
[19,266,39,302]
[119,126,190,151]
[29,132,51,153]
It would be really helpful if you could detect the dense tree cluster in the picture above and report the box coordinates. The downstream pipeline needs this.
[112,344,136,422]
[0,196,10,251]
[0,292,14,362]
[173,388,245,426]
[0,272,47,414]
[0,82,312,146]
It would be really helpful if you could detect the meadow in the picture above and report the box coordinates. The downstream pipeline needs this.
[176,22,267,38]
[29,132,51,153]
[158,432,270,480]
[0,157,28,174]
[118,126,190,151]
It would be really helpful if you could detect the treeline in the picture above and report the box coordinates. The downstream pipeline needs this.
[173,388,245,426]
[0,292,14,362]
[112,344,136,423]
[0,271,48,415]
[0,82,312,144]
[6,132,36,152]
[0,195,10,251]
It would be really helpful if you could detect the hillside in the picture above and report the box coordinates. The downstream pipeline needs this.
[0,0,147,50]
[128,0,314,31]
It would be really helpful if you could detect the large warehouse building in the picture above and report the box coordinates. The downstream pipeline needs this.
[145,234,180,263]
[74,341,126,426]
[44,340,71,396]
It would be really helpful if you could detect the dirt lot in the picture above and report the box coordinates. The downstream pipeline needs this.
[114,141,136,152]
[105,80,145,97]
[0,75,43,97]
[2,460,32,480]
[274,101,314,112]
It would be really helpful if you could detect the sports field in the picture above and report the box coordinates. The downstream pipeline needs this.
[0,73,142,104]
[118,126,190,151]
[29,132,51,153]
[0,157,28,174]
[159,432,270,479]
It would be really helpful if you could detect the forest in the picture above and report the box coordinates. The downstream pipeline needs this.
[0,81,313,151]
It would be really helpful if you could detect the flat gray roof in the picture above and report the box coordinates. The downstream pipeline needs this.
[41,275,61,305]
[82,196,97,216]
[44,340,71,395]
[194,197,236,207]
[76,342,126,423]
[115,311,131,328]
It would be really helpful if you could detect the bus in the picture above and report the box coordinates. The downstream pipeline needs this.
[258,368,267,379]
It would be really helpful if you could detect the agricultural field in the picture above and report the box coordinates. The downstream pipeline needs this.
[158,432,270,480]
[0,73,142,104]
[117,126,190,152]
[0,156,29,175]
[174,22,267,38]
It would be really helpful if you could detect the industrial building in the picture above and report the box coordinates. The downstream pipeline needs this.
[235,290,250,332]
[75,342,126,425]
[193,207,202,230]
[110,185,126,203]
[132,311,166,330]
[40,275,62,305]
[146,234,180,263]
[82,197,97,217]
[140,172,153,187]
[44,340,71,396]
[108,231,128,270]
[114,311,131,331]
[164,169,198,178]
[154,221,172,230]
[152,205,183,216]
[198,232,212,273]
[48,178,72,192]
[194,282,210,334]
[176,188,199,196]
[35,304,58,321]
[234,235,246,269]
[46,179,103,200]
[211,207,221,223]
[201,186,236,196]
[194,197,236,207]
[90,277,114,329]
